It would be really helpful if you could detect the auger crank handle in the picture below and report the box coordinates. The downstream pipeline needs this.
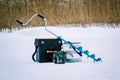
[16,13,45,26]
[38,14,44,19]
[16,20,23,25]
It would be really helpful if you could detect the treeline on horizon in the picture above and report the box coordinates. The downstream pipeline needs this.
[0,0,120,30]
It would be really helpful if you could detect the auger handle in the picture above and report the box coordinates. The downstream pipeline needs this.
[16,20,23,25]
[38,14,44,19]
[16,13,45,26]
[16,13,58,37]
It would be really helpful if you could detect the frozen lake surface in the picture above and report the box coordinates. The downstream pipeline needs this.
[0,26,120,80]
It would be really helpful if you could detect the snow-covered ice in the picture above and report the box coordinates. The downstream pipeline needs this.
[0,26,120,80]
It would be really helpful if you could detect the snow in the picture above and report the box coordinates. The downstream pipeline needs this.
[0,26,120,80]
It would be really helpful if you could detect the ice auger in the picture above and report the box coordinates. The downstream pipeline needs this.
[16,13,102,62]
